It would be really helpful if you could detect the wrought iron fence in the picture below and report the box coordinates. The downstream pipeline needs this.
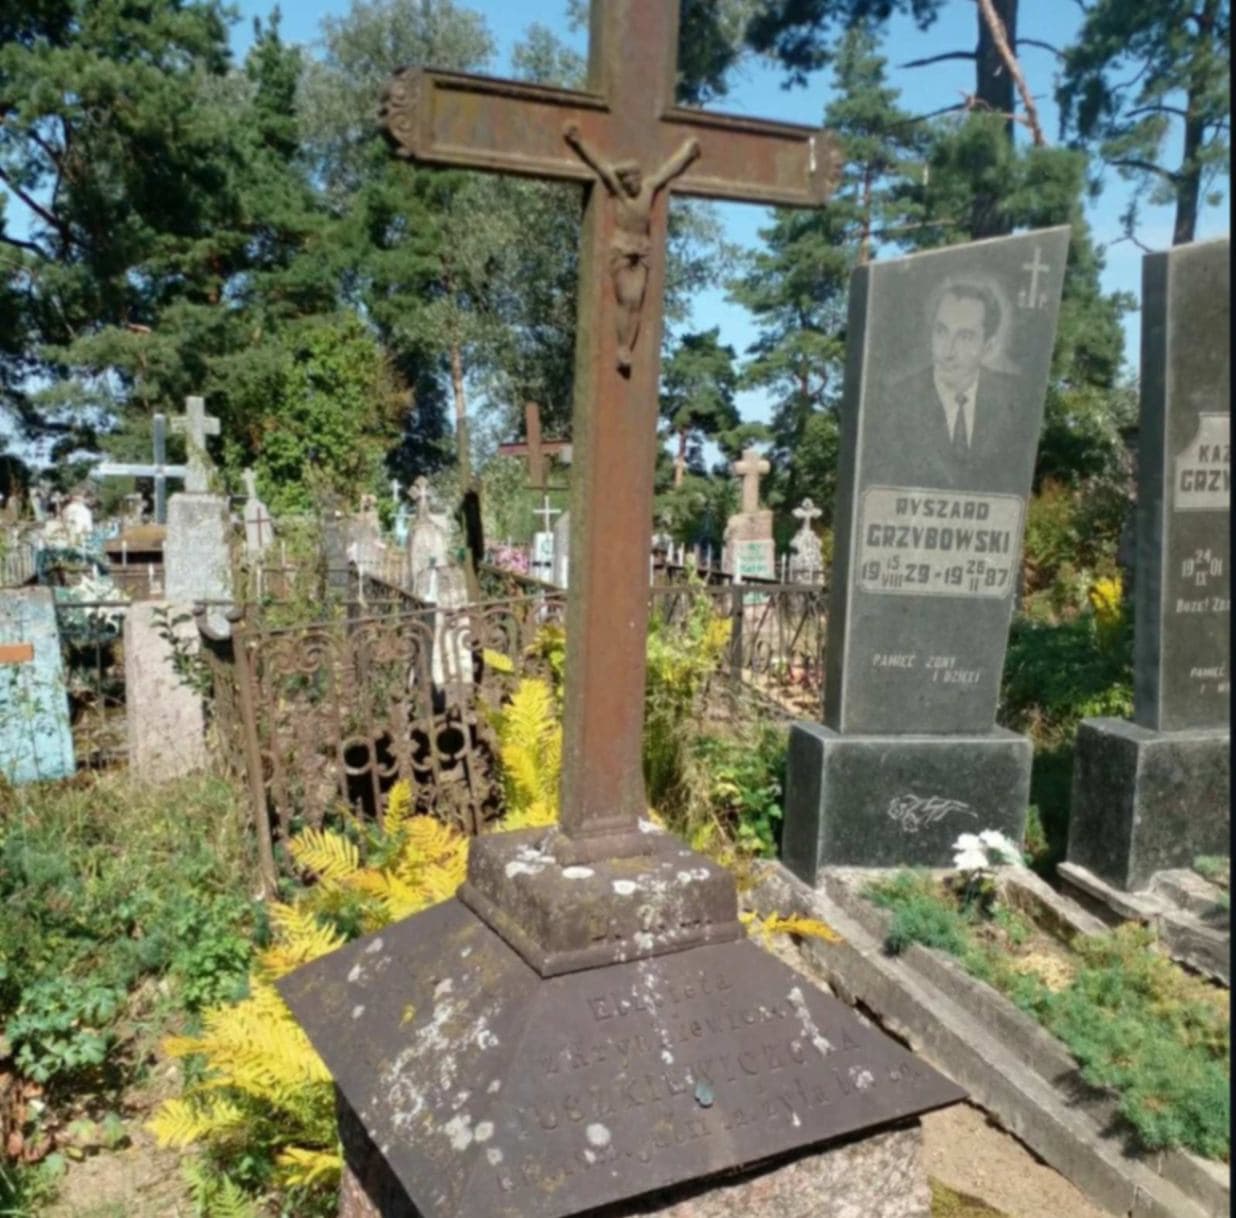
[52,598,129,768]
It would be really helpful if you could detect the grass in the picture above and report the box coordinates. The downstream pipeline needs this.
[866,871,1230,1161]
[930,1180,1009,1217]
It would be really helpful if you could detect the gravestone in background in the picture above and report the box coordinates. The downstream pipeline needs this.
[552,507,571,588]
[723,447,774,580]
[783,227,1071,878]
[1066,237,1231,891]
[242,469,273,558]
[125,602,207,783]
[0,588,75,785]
[789,497,824,583]
[406,478,452,590]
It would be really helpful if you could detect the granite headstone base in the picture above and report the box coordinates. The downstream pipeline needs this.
[337,1096,929,1218]
[782,722,1032,882]
[1066,717,1231,891]
[124,601,207,784]
[164,493,233,635]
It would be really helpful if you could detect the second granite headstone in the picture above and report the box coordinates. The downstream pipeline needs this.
[783,227,1071,877]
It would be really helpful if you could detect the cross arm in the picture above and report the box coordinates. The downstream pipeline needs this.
[94,462,187,479]
[381,68,607,184]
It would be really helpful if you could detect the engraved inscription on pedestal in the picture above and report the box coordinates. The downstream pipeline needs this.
[278,899,963,1218]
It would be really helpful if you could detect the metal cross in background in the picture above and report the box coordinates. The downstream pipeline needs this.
[171,396,221,493]
[533,495,561,533]
[93,412,187,523]
[381,0,841,860]
[495,402,572,493]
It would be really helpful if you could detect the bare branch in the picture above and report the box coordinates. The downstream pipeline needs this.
[0,233,47,259]
[976,0,1047,145]
[1125,103,1192,120]
[889,101,970,129]
[1019,38,1065,60]
[899,50,976,69]
[0,167,70,240]
[1110,231,1155,254]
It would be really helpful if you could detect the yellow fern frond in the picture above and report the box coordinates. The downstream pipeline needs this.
[745,912,842,944]
[147,1096,248,1148]
[383,780,414,837]
[289,828,360,888]
[504,797,557,830]
[350,868,427,921]
[482,648,515,674]
[276,1145,343,1188]
[262,903,347,975]
[500,741,543,806]
[401,815,463,863]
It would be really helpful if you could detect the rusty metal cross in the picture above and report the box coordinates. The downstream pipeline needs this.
[381,0,841,860]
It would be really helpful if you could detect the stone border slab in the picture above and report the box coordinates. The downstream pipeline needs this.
[747,861,1226,1218]
[1059,861,1230,986]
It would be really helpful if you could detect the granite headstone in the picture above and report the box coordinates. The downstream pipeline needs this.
[0,588,75,784]
[1067,236,1230,890]
[783,228,1070,878]
[163,491,233,635]
[723,448,774,580]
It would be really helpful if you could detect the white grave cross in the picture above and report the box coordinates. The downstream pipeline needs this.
[171,396,221,493]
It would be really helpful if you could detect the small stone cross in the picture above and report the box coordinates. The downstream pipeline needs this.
[793,497,823,528]
[242,468,260,499]
[534,495,561,532]
[733,447,771,515]
[390,478,401,505]
[171,396,221,493]
[409,476,433,517]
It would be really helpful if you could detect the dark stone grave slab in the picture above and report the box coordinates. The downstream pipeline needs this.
[1068,237,1230,892]
[279,849,963,1218]
[784,228,1070,875]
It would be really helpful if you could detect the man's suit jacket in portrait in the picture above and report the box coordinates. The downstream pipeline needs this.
[874,364,1025,495]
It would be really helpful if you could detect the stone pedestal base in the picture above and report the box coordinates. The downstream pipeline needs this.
[782,723,1032,882]
[338,1092,929,1218]
[1066,717,1230,891]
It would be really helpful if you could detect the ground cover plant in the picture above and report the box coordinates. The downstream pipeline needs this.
[866,868,1230,1161]
[0,771,261,1214]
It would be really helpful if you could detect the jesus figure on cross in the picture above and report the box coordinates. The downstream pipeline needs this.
[563,122,700,374]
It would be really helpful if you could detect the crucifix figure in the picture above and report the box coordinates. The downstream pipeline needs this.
[564,124,700,373]
[171,396,221,493]
[733,446,771,515]
[380,0,841,861]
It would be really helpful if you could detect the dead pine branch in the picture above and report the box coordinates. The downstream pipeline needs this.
[975,0,1048,146]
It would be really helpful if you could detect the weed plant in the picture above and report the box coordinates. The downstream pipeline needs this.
[0,772,260,1127]
[866,872,1230,1160]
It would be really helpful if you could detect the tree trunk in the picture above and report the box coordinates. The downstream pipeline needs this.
[971,0,1018,239]
[450,338,471,483]
[673,426,687,488]
[1174,0,1218,245]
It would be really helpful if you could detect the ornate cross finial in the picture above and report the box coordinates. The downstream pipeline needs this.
[410,476,433,516]
[793,497,823,527]
[171,396,221,493]
[732,447,771,514]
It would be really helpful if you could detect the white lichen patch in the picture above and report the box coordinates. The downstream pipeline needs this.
[787,986,834,1057]
[351,1004,365,1020]
[612,879,638,896]
[661,1049,674,1065]
[585,1123,611,1148]
[365,937,385,955]
[633,931,655,952]
[346,962,365,984]
[444,1114,473,1151]
[562,866,595,879]
[460,946,472,959]
[474,1120,494,1143]
[486,1147,503,1166]
[487,1079,501,1093]
[504,843,551,878]
[434,978,454,1000]
[675,867,711,884]
[638,818,660,834]
[849,1066,875,1091]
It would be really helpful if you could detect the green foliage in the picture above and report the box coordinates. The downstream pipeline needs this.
[0,773,259,1098]
[659,328,741,486]
[867,875,1231,1160]
[1193,856,1230,889]
[685,730,786,858]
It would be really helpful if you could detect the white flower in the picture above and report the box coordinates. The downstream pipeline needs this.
[978,829,1022,866]
[953,832,983,855]
[953,846,988,873]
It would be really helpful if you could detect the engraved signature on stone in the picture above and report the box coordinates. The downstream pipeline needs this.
[886,792,977,834]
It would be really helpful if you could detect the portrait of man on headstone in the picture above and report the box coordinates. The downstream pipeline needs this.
[879,275,1029,494]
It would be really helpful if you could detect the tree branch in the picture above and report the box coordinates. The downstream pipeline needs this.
[1125,103,1191,120]
[899,50,976,69]
[0,233,47,259]
[1019,38,1064,60]
[0,167,70,241]
[1109,157,1180,182]
[976,0,1047,145]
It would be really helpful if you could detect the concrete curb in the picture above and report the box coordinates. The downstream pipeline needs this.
[748,862,1226,1218]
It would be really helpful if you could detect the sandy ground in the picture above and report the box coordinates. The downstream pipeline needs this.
[923,1101,1114,1218]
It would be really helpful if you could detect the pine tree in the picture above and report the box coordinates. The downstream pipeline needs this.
[659,328,741,488]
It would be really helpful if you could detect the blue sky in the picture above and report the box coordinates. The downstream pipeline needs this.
[230,0,1227,430]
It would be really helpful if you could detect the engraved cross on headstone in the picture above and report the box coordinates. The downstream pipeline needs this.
[381,0,841,859]
[733,447,771,515]
[170,396,221,493]
[1019,246,1051,309]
